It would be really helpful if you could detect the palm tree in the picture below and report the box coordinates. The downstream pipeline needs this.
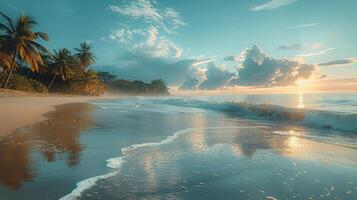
[47,48,75,90]
[0,12,49,88]
[0,38,13,71]
[74,42,95,70]
[0,51,13,72]
[68,69,105,96]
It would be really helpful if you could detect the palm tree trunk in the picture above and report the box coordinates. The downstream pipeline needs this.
[48,74,57,91]
[2,51,17,89]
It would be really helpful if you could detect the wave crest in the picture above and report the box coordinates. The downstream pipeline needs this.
[160,98,357,132]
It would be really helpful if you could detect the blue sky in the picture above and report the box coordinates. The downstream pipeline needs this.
[1,0,356,88]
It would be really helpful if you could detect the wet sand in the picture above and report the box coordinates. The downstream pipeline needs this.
[0,89,120,138]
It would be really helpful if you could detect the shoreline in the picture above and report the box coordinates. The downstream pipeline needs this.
[0,89,121,138]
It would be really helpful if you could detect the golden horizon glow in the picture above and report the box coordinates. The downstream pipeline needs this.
[170,78,357,95]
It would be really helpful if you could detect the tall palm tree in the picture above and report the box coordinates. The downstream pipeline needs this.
[47,48,75,90]
[74,42,95,70]
[0,12,49,88]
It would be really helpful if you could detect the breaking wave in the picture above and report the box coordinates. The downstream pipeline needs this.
[160,98,357,133]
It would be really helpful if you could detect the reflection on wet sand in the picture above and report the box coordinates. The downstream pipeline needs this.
[0,103,93,190]
[202,127,357,167]
[0,135,33,190]
[280,135,357,167]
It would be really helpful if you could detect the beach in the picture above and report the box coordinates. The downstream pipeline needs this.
[0,89,120,138]
[0,93,356,200]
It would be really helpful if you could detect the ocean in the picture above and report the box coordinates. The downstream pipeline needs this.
[0,93,356,200]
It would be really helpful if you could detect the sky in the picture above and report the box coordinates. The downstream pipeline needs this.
[1,0,357,90]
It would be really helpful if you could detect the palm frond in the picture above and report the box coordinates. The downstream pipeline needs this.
[0,12,15,32]
[35,32,49,41]
[28,40,49,53]
[0,22,13,34]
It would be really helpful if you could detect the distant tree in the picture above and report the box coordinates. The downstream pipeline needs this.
[47,48,75,90]
[64,69,105,96]
[107,78,170,95]
[97,71,117,83]
[74,42,95,70]
[0,12,49,88]
[149,79,168,93]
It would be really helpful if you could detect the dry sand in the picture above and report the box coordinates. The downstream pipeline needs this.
[0,89,119,138]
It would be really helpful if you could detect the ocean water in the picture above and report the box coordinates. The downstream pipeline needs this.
[0,93,356,200]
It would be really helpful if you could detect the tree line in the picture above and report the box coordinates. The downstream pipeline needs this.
[0,12,169,96]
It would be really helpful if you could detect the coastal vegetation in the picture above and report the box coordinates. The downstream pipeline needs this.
[0,12,169,96]
[106,77,170,95]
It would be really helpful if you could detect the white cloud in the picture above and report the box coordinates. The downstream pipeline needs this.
[297,48,335,57]
[109,28,146,44]
[251,0,297,11]
[130,26,182,58]
[191,59,217,67]
[180,62,235,90]
[318,58,357,67]
[230,45,320,86]
[108,0,185,33]
[180,67,207,90]
[107,0,185,59]
[199,63,235,89]
[288,23,319,29]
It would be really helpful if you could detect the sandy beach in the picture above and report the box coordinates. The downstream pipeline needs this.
[0,89,117,138]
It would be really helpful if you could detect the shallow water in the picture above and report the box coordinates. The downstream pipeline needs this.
[0,94,356,200]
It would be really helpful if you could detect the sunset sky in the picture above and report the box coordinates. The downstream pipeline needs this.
[1,0,356,90]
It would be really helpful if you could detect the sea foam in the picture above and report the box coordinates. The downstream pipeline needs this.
[59,157,126,200]
[59,128,196,200]
[59,126,250,200]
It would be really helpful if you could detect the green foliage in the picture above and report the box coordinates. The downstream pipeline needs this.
[107,78,170,95]
[49,48,77,81]
[0,72,48,93]
[74,42,96,69]
[52,70,105,96]
[97,71,117,83]
[0,12,49,88]
[62,79,105,96]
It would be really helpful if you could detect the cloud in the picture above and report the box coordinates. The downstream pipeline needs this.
[318,58,357,67]
[107,0,185,60]
[109,26,182,59]
[277,43,302,51]
[288,23,319,29]
[224,46,265,63]
[251,0,297,11]
[133,26,182,58]
[96,51,214,85]
[180,76,201,90]
[297,48,335,57]
[199,63,236,89]
[182,45,323,90]
[191,58,217,67]
[108,0,185,33]
[230,45,320,86]
[109,28,146,44]
[224,55,243,62]
[180,67,207,90]
[180,62,236,90]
